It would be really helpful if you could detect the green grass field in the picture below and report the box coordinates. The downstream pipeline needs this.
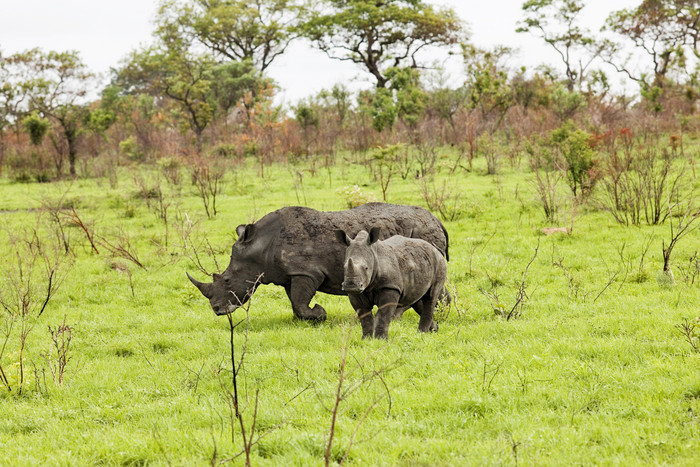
[1,150,699,466]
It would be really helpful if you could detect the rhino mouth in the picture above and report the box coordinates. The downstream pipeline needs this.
[342,282,365,294]
[212,301,239,316]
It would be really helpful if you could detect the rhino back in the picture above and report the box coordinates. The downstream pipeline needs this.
[371,236,446,306]
[248,204,447,294]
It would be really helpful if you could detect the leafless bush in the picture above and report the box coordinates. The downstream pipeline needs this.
[479,242,539,320]
[470,349,504,394]
[373,145,401,202]
[413,137,439,178]
[0,223,72,394]
[177,212,224,276]
[528,144,564,223]
[597,146,683,226]
[480,135,501,175]
[158,157,182,187]
[190,157,226,218]
[661,186,700,283]
[552,255,619,304]
[61,207,100,255]
[45,315,73,387]
[211,275,287,466]
[418,176,464,222]
[615,235,654,284]
[676,318,699,353]
[40,184,78,255]
[320,325,397,467]
[676,252,700,285]
[97,227,145,270]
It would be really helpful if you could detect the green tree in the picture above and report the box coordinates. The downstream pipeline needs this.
[602,0,691,90]
[22,112,49,146]
[463,45,514,134]
[366,67,426,134]
[155,0,304,72]
[427,81,468,144]
[318,84,352,128]
[116,43,263,153]
[303,0,463,88]
[517,0,602,91]
[8,49,96,176]
[294,99,320,157]
[550,120,596,197]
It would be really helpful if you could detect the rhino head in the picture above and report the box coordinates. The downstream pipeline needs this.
[335,227,381,294]
[187,223,263,315]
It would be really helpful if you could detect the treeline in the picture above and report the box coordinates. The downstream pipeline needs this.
[0,0,698,182]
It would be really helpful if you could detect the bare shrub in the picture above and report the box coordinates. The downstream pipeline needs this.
[321,325,397,466]
[676,251,700,285]
[61,208,99,255]
[661,185,700,283]
[373,144,401,202]
[211,275,286,466]
[189,157,226,218]
[40,184,78,255]
[418,176,463,222]
[479,134,502,175]
[527,140,564,223]
[676,318,699,353]
[45,315,73,387]
[597,138,683,226]
[97,227,145,270]
[0,223,72,394]
[158,157,182,187]
[479,241,539,320]
[177,212,225,276]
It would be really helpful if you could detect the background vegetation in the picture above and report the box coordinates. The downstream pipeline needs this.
[1,0,699,464]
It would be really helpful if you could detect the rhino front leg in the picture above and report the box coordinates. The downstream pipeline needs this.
[349,295,374,338]
[374,289,401,339]
[285,275,327,321]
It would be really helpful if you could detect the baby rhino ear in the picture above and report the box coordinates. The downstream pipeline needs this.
[236,224,256,243]
[368,227,382,245]
[334,229,350,246]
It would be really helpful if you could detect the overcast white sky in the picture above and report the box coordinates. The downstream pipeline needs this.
[0,0,639,103]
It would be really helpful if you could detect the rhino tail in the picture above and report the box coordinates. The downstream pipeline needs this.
[442,223,450,262]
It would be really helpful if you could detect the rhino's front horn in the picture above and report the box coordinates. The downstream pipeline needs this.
[187,272,213,298]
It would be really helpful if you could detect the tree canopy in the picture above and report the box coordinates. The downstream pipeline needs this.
[302,0,464,88]
[155,0,305,72]
[517,0,601,91]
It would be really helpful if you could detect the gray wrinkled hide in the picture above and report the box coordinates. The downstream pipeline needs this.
[339,230,447,339]
[187,203,448,320]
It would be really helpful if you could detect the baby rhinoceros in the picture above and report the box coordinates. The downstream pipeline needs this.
[335,227,447,339]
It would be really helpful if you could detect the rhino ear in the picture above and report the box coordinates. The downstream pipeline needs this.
[334,229,350,246]
[368,227,381,245]
[236,224,256,243]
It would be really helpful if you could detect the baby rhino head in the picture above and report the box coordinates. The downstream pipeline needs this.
[334,227,381,294]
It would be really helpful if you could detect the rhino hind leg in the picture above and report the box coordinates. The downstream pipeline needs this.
[285,276,327,321]
[413,293,439,333]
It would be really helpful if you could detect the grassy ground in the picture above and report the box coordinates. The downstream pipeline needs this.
[0,150,699,466]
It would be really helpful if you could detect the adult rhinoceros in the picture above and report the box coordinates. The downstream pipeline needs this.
[187,203,449,320]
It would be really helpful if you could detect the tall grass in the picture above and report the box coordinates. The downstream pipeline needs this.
[0,147,699,465]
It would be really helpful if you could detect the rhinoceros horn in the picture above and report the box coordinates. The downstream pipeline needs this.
[187,272,213,298]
